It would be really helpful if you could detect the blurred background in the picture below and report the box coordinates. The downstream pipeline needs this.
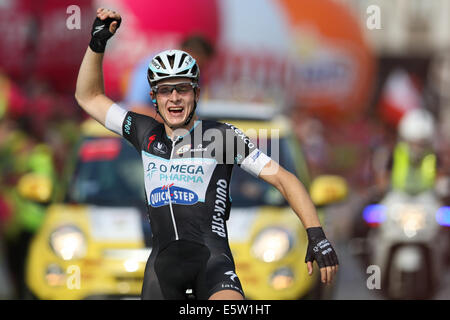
[0,0,449,300]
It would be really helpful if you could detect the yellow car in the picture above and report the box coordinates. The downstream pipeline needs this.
[24,101,346,300]
[25,120,151,299]
[197,100,348,300]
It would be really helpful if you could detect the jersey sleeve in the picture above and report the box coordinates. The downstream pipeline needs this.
[222,122,272,177]
[105,103,160,151]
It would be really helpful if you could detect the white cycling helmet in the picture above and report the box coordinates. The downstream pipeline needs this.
[398,108,435,142]
[147,49,200,86]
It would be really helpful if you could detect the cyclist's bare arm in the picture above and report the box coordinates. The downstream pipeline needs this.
[259,160,340,282]
[75,48,113,125]
[75,8,121,126]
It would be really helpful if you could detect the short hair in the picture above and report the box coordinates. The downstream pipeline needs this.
[180,34,215,58]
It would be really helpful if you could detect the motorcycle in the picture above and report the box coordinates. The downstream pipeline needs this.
[362,190,450,299]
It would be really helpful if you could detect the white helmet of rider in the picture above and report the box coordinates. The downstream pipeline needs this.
[398,108,435,143]
[147,49,200,86]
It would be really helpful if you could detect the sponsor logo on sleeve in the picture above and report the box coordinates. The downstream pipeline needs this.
[224,123,255,149]
[124,115,132,135]
[251,150,262,162]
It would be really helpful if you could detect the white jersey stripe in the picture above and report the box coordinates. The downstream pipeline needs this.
[240,148,271,177]
[105,103,128,136]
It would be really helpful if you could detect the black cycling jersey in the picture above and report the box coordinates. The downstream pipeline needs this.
[107,105,271,299]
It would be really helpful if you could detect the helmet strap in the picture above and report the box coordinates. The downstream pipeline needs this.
[183,89,198,126]
[184,102,197,126]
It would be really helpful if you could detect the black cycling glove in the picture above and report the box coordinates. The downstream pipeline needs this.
[89,17,121,53]
[305,227,339,268]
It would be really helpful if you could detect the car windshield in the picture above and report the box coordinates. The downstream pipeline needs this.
[230,137,303,207]
[67,137,145,207]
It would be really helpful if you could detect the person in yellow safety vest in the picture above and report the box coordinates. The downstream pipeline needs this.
[4,141,55,298]
[390,108,439,195]
[353,108,441,247]
[12,143,55,233]
[1,133,55,236]
[0,122,55,298]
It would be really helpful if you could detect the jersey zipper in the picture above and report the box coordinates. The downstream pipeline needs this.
[168,138,179,240]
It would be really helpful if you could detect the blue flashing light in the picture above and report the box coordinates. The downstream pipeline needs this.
[363,204,387,225]
[436,206,450,227]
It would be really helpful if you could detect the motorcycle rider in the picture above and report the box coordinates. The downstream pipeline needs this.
[365,108,448,299]
[389,108,439,195]
[353,108,441,245]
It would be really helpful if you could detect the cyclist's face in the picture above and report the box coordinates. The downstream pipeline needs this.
[151,77,199,128]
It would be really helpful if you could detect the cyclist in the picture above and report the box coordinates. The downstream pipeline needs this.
[75,8,339,300]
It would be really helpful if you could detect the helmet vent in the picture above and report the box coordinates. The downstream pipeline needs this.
[191,64,198,75]
[155,56,165,69]
[168,54,175,69]
[178,53,188,68]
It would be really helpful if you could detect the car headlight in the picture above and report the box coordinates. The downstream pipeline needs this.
[270,267,295,290]
[251,227,294,262]
[45,264,65,287]
[49,226,87,260]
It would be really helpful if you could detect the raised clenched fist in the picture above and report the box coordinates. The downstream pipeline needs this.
[89,8,122,53]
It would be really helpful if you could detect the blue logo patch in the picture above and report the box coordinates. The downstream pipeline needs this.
[251,150,262,162]
[149,186,199,207]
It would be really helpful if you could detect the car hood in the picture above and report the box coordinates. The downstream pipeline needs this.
[227,206,306,243]
[45,203,148,243]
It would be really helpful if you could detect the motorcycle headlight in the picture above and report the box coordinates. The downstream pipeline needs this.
[251,227,294,263]
[391,205,427,238]
[49,226,87,260]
